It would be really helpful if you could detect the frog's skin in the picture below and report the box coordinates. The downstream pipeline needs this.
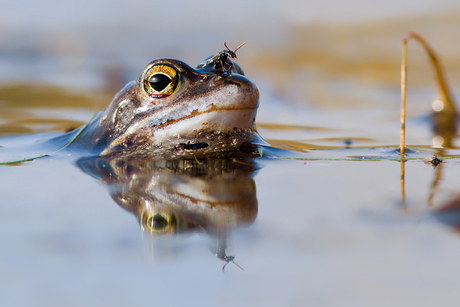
[66,58,259,156]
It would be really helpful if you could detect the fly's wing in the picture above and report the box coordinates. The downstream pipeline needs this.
[195,55,217,72]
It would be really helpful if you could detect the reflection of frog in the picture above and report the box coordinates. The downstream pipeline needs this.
[78,152,258,235]
[78,151,258,270]
[65,56,259,156]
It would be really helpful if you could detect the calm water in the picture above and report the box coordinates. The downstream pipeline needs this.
[2,1,460,306]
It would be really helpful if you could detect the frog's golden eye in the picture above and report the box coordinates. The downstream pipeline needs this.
[143,64,178,98]
[140,211,177,235]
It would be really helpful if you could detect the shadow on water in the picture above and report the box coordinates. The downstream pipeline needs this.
[77,150,259,271]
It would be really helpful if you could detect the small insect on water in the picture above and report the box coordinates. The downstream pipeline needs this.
[423,154,443,168]
[210,42,246,75]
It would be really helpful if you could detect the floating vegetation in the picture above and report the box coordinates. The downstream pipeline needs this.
[0,154,48,166]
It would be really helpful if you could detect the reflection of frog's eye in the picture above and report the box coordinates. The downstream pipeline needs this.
[148,214,168,230]
[140,212,178,235]
[143,64,178,98]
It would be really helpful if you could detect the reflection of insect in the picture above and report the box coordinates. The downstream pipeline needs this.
[209,42,246,74]
[221,255,245,272]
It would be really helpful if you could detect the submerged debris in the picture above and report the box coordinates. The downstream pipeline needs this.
[344,139,352,148]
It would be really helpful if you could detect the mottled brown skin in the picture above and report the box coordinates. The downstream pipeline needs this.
[68,59,259,156]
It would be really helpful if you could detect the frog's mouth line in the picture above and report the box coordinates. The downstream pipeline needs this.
[150,108,257,144]
[152,106,258,132]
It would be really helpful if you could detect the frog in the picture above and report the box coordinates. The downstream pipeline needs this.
[58,54,259,157]
[0,47,261,165]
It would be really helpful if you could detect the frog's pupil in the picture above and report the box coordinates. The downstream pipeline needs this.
[149,74,172,92]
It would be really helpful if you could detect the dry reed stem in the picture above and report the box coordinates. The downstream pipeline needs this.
[406,33,456,113]
[400,39,407,157]
[400,32,457,154]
